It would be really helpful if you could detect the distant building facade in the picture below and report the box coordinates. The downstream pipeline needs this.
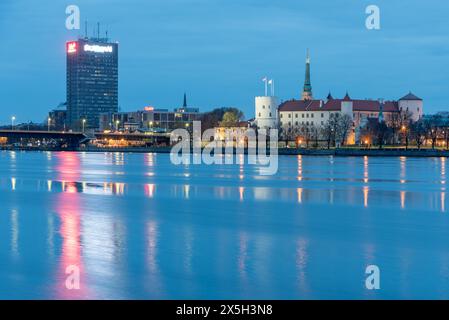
[275,50,423,144]
[66,37,118,130]
[48,102,67,131]
[279,92,423,144]
[99,95,201,133]
[214,121,250,144]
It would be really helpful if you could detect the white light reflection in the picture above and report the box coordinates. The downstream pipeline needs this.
[11,209,19,257]
[297,155,303,181]
[239,187,245,201]
[145,184,155,198]
[363,156,369,183]
[297,188,303,204]
[400,156,406,184]
[363,186,369,208]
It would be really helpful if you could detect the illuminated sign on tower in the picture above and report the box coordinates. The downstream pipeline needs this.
[84,44,113,53]
[67,42,77,54]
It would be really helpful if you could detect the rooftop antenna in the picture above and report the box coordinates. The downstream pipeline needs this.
[85,21,88,38]
[97,22,100,40]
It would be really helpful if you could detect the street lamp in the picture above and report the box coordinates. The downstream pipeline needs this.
[47,117,51,131]
[82,119,86,133]
[149,121,153,131]
[11,116,16,130]
[115,120,120,131]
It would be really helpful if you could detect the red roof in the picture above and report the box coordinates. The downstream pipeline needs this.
[279,98,399,113]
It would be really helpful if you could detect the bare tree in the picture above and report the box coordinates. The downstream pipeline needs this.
[322,116,339,149]
[336,114,353,146]
[411,120,426,150]
[424,114,442,149]
[279,125,291,146]
[388,110,413,145]
[297,124,314,149]
[360,119,391,149]
[310,124,321,148]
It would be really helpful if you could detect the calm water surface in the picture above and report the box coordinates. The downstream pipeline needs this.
[0,151,448,299]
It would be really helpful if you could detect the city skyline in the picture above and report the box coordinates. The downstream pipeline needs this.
[0,0,448,124]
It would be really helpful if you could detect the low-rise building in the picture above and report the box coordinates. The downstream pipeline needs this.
[214,121,251,146]
[99,95,202,132]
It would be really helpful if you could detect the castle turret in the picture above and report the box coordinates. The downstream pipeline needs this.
[398,92,423,122]
[255,96,279,130]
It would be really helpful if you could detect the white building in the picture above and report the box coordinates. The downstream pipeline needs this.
[255,96,279,130]
[278,92,423,144]
[275,51,424,144]
[398,92,424,122]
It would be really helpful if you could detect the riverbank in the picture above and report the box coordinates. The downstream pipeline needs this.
[2,145,449,157]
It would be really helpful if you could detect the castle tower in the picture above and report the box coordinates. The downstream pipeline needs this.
[301,49,313,101]
[255,96,279,130]
[398,92,423,122]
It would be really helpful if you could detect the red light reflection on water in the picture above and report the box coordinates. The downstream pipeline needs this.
[53,152,91,299]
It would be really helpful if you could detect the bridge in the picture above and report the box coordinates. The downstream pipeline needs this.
[0,130,90,148]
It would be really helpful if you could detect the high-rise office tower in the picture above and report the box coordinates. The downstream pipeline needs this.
[66,36,118,130]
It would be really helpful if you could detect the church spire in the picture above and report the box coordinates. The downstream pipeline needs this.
[301,49,313,101]
[183,92,187,108]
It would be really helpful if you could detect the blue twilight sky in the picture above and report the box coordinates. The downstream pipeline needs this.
[0,0,448,124]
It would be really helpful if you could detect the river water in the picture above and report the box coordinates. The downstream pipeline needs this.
[0,151,448,299]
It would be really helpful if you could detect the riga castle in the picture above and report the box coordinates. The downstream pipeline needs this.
[254,50,424,144]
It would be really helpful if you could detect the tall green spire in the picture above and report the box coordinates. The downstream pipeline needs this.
[183,92,187,108]
[301,49,313,101]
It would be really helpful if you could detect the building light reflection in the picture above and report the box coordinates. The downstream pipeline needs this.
[400,191,406,210]
[239,187,245,201]
[184,185,190,199]
[54,152,89,298]
[363,156,369,184]
[441,157,446,186]
[145,184,155,198]
[400,156,406,184]
[297,188,303,204]
[146,221,158,273]
[297,155,303,181]
[442,192,446,213]
[11,209,19,257]
[363,186,369,208]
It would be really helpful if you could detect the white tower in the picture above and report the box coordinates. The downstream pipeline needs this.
[255,96,279,130]
[398,92,423,122]
[341,92,353,120]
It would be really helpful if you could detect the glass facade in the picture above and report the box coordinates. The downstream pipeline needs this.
[66,38,118,130]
